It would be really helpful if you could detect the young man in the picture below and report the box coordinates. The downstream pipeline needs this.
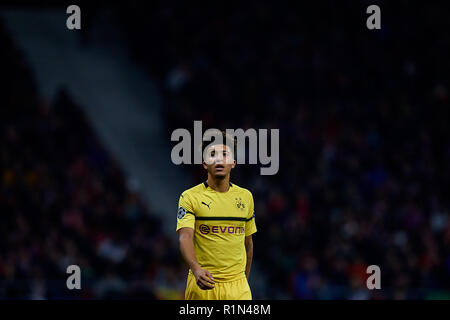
[176,131,257,300]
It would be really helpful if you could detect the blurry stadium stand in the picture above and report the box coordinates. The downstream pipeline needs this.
[1,9,190,237]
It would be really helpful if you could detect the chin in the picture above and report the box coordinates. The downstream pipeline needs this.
[213,172,227,179]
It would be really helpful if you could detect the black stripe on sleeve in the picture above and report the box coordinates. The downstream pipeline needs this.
[246,213,255,221]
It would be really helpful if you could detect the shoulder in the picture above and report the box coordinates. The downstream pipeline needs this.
[180,182,206,199]
[231,183,253,200]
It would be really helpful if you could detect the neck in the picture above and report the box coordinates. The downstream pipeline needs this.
[207,174,230,192]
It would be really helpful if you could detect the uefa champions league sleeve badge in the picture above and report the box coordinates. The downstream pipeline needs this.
[177,206,186,220]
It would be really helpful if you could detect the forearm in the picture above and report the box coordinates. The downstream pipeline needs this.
[179,232,200,271]
[245,240,253,279]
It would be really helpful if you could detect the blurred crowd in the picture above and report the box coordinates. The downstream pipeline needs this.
[1,1,450,300]
[0,20,185,299]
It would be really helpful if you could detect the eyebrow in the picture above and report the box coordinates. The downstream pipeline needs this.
[207,146,232,154]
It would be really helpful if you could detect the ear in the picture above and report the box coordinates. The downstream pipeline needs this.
[202,161,208,170]
[231,159,236,169]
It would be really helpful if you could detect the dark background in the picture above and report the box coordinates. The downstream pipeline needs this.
[1,1,450,299]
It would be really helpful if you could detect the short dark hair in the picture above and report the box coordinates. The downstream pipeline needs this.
[202,130,237,158]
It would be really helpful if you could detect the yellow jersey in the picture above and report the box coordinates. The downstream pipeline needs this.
[176,181,257,282]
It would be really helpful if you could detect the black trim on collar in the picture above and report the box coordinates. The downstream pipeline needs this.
[204,181,233,188]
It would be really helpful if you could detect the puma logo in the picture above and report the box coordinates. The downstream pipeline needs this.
[201,201,212,209]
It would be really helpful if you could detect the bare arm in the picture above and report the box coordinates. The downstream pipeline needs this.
[178,227,215,289]
[245,235,254,279]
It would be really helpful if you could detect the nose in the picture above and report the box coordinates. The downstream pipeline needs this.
[215,153,224,163]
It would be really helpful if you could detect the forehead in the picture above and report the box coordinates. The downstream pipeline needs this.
[205,144,232,154]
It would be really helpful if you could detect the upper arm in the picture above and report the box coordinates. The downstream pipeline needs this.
[245,191,257,236]
[178,226,194,240]
[176,192,196,232]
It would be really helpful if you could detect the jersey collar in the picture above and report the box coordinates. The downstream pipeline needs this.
[204,181,233,189]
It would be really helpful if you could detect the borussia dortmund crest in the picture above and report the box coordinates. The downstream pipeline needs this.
[235,197,245,211]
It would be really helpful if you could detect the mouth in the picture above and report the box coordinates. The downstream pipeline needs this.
[215,164,225,171]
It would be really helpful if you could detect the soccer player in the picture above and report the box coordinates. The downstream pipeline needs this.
[176,131,257,300]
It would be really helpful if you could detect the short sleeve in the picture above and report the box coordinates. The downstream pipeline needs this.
[245,192,257,236]
[176,192,196,232]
